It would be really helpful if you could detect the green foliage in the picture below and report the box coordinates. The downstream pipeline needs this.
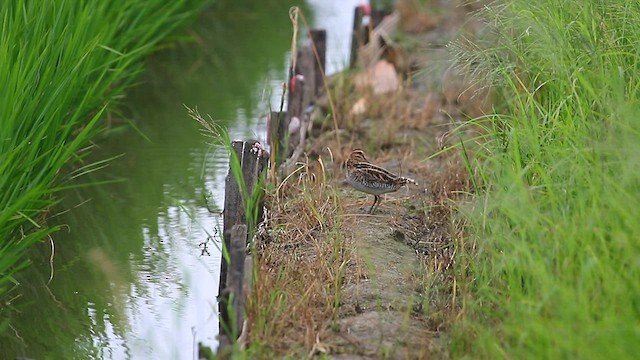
[0,0,206,306]
[451,1,640,358]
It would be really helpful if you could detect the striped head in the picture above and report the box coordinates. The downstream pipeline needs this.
[346,149,369,166]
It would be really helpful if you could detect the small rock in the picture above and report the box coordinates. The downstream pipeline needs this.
[350,97,368,116]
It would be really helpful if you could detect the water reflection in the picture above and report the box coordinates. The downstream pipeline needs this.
[1,0,362,358]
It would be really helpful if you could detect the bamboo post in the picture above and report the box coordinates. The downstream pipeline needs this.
[309,29,327,97]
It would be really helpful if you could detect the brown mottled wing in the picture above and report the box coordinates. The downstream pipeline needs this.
[351,162,398,180]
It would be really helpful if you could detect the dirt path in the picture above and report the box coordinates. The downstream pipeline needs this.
[250,1,489,358]
[325,213,432,359]
[308,1,489,358]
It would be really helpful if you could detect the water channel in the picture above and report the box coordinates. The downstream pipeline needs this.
[1,0,361,358]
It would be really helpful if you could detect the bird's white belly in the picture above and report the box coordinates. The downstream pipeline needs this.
[347,176,392,195]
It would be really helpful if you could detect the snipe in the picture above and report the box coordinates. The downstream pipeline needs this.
[345,149,417,214]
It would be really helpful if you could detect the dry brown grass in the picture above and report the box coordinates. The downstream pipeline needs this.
[245,158,357,357]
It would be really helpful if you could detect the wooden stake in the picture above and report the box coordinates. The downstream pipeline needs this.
[269,111,289,168]
[309,29,327,97]
[227,224,247,339]
[349,6,365,68]
[219,140,268,352]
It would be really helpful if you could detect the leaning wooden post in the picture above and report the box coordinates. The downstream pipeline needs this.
[309,29,327,97]
[219,140,268,351]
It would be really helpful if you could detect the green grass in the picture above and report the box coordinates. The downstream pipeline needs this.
[450,0,640,358]
[0,0,206,309]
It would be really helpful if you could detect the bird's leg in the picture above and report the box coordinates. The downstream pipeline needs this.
[368,195,380,214]
[373,195,381,213]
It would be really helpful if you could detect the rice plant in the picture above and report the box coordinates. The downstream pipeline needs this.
[0,0,206,308]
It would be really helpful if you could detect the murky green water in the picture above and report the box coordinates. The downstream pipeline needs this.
[1,0,360,358]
